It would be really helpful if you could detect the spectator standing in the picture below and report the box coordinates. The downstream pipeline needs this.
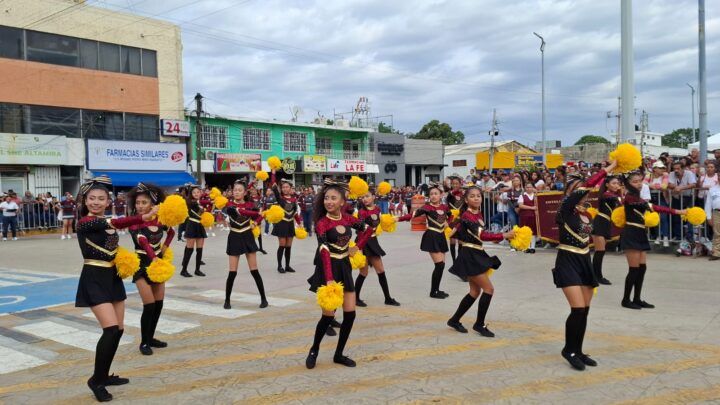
[645,161,670,246]
[704,180,720,261]
[476,172,496,220]
[0,195,20,240]
[518,182,538,253]
[668,161,697,241]
[22,191,35,229]
[58,192,76,239]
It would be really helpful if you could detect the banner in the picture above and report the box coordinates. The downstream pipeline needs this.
[515,154,543,167]
[327,158,346,173]
[87,139,187,171]
[303,155,326,172]
[345,159,366,173]
[0,134,67,165]
[214,153,261,173]
[535,191,621,243]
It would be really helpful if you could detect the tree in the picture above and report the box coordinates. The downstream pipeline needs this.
[662,128,697,148]
[378,121,396,134]
[574,135,610,145]
[408,120,464,145]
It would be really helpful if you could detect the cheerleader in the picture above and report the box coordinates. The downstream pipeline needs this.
[249,187,268,255]
[398,182,453,299]
[447,185,515,337]
[551,161,615,371]
[306,179,374,369]
[180,185,208,277]
[353,191,400,307]
[591,175,623,285]
[127,183,174,356]
[270,171,303,273]
[224,180,268,309]
[74,176,157,402]
[444,176,465,264]
[620,171,685,310]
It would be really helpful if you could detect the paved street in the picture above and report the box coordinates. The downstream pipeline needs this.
[0,227,719,404]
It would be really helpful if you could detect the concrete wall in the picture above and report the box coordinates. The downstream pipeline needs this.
[373,133,405,186]
[405,139,443,164]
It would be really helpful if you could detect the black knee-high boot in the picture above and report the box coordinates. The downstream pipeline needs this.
[448,293,477,332]
[430,262,446,296]
[354,273,366,301]
[150,300,165,347]
[622,267,641,309]
[250,269,268,307]
[334,311,357,366]
[633,264,654,308]
[224,271,237,308]
[93,325,120,384]
[377,272,398,305]
[180,247,193,277]
[578,306,596,366]
[562,307,586,369]
[194,248,205,276]
[257,234,266,253]
[140,303,155,352]
[474,293,493,328]
[284,246,294,272]
[449,243,457,263]
[276,246,285,272]
[592,250,608,282]
[306,315,334,369]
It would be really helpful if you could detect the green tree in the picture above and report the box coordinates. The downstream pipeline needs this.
[574,135,610,145]
[408,120,464,145]
[378,121,396,133]
[662,128,697,148]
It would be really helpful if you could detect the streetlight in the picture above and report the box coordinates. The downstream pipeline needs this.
[533,32,546,165]
[687,83,696,143]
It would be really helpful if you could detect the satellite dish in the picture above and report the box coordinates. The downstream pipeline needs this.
[290,106,304,122]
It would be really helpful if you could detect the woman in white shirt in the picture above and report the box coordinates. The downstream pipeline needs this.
[0,195,20,240]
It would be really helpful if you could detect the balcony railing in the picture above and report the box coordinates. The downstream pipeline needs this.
[316,149,375,163]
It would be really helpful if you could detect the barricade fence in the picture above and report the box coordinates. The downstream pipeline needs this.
[6,202,63,233]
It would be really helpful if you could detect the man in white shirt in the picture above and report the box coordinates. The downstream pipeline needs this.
[705,183,720,260]
[0,195,20,240]
[668,161,697,240]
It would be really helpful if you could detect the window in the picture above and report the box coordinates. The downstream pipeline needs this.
[28,105,80,137]
[242,128,270,150]
[343,139,360,159]
[0,26,23,59]
[452,160,467,167]
[121,46,141,75]
[99,42,120,72]
[26,31,79,67]
[0,104,25,133]
[316,138,332,154]
[125,114,158,141]
[141,49,157,77]
[200,125,228,149]
[283,131,307,152]
[82,110,123,140]
[80,39,98,69]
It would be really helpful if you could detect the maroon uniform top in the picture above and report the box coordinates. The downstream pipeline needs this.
[316,213,373,282]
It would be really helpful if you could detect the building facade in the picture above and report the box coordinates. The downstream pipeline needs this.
[0,0,186,196]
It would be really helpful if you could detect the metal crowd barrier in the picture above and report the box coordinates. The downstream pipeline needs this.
[13,202,62,233]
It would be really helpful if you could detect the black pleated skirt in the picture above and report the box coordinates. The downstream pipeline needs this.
[76,264,127,307]
[362,236,386,258]
[552,250,598,288]
[271,220,296,237]
[184,220,207,239]
[448,247,495,277]
[592,216,612,238]
[420,230,449,253]
[226,229,259,256]
[308,258,355,293]
[620,226,650,251]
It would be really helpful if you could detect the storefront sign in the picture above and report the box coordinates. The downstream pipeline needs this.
[345,160,366,173]
[327,159,346,173]
[161,119,191,137]
[0,134,66,165]
[303,155,327,172]
[214,153,261,173]
[536,191,620,243]
[87,139,187,171]
[377,143,404,156]
[281,157,296,174]
[515,154,543,167]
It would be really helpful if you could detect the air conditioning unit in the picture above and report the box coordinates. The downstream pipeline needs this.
[205,150,216,160]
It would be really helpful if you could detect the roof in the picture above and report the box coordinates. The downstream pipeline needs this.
[444,140,536,155]
[189,113,372,133]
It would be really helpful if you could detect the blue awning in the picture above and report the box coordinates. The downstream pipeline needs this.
[92,171,196,187]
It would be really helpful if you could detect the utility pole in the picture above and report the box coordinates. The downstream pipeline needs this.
[489,108,498,172]
[533,32,547,165]
[620,0,635,142]
[687,83,696,143]
[640,110,648,157]
[616,97,622,144]
[698,0,708,160]
[194,93,203,182]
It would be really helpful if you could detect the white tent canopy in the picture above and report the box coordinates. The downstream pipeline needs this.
[688,133,720,152]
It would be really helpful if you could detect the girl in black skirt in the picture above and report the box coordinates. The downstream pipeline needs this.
[75,176,158,402]
[591,175,623,285]
[552,160,615,371]
[180,185,208,277]
[270,170,303,273]
[306,179,374,369]
[224,180,268,310]
[127,183,174,356]
[444,176,465,265]
[398,182,453,299]
[620,171,685,310]
[353,191,400,307]
[249,186,267,255]
[447,185,515,338]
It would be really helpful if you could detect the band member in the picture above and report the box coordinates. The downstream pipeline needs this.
[353,191,400,307]
[552,160,615,371]
[180,185,208,277]
[444,176,465,264]
[399,182,452,298]
[127,183,174,356]
[591,175,623,285]
[249,187,267,255]
[447,185,515,338]
[75,176,158,401]
[224,180,268,309]
[306,180,373,369]
[270,171,302,273]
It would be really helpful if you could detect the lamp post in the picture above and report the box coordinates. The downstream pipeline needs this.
[687,83,696,143]
[533,32,546,165]
[698,0,708,160]
[620,0,635,142]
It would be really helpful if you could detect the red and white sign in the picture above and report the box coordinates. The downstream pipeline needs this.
[161,119,191,137]
[327,159,346,173]
[345,160,366,173]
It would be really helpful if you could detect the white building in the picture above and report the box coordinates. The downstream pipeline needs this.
[443,140,535,179]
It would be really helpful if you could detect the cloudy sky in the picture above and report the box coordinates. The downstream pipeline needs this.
[97,0,719,146]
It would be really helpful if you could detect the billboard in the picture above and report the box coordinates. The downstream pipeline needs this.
[87,139,187,171]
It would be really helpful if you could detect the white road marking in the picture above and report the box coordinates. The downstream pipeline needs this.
[0,273,58,284]
[0,279,21,287]
[0,344,47,374]
[14,321,133,351]
[163,297,255,319]
[83,309,199,334]
[195,290,300,307]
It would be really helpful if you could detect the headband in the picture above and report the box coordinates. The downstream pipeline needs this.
[79,175,112,196]
[135,182,159,204]
[322,178,349,193]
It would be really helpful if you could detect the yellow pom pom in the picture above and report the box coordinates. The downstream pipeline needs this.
[611,206,626,228]
[349,251,367,269]
[295,227,308,239]
[200,212,215,227]
[586,207,598,219]
[147,258,175,283]
[379,214,397,233]
[114,247,140,279]
[162,246,173,263]
[644,211,660,227]
[593,287,598,296]
[444,227,453,240]
[608,143,642,173]
[209,187,221,200]
[214,195,229,209]
[349,240,357,247]
[450,208,460,219]
[255,170,269,181]
[263,205,285,224]
[487,268,495,278]
[348,176,369,199]
[316,281,344,311]
[686,207,706,226]
[268,156,282,170]
[252,225,260,238]
[509,225,533,251]
[352,211,358,218]
[377,181,392,196]
[375,226,383,236]
[157,195,188,227]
